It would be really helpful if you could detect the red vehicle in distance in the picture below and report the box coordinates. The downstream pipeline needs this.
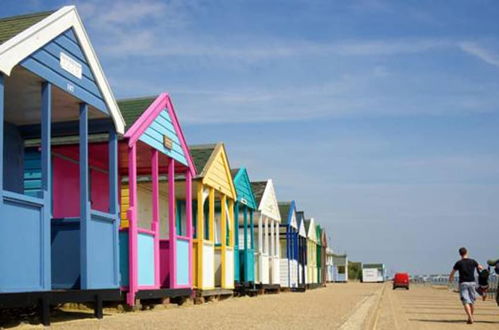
[393,272,410,290]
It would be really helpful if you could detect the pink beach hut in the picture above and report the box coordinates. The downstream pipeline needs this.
[117,94,196,305]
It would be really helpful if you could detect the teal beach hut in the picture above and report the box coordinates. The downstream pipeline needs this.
[231,168,257,292]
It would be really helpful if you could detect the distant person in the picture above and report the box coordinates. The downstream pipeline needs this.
[488,259,499,271]
[449,247,483,324]
[476,268,489,301]
[487,259,499,306]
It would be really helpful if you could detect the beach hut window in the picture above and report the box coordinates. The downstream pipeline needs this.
[136,182,154,230]
[203,196,210,240]
[23,147,42,198]
[236,204,243,249]
[158,180,171,238]
[176,200,186,236]
[280,240,286,258]
[225,199,231,246]
[5,110,41,197]
[214,200,222,245]
[250,210,255,250]
[192,201,198,238]
[254,226,260,251]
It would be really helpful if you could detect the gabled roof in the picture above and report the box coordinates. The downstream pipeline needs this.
[278,203,290,223]
[304,220,311,233]
[322,228,328,247]
[316,225,322,247]
[189,143,236,199]
[120,93,196,175]
[250,181,267,205]
[231,168,257,209]
[0,11,54,44]
[190,144,217,177]
[118,96,156,132]
[296,211,307,237]
[278,201,297,228]
[296,211,305,222]
[251,180,281,222]
[305,218,317,242]
[0,6,125,133]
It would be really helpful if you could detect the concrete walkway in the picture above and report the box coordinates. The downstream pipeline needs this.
[9,283,498,329]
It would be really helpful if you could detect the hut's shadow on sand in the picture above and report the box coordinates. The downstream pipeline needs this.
[1,309,108,328]
[49,309,107,323]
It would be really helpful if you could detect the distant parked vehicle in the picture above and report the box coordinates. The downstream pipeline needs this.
[393,272,410,290]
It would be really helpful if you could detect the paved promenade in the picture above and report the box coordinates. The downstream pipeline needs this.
[7,283,499,329]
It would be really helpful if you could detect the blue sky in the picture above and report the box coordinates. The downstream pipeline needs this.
[3,0,499,275]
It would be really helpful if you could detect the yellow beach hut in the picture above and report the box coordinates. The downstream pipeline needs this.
[189,144,237,296]
[305,218,319,288]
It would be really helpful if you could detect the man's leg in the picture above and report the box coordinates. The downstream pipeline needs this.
[464,304,473,323]
[460,283,475,323]
[469,284,477,322]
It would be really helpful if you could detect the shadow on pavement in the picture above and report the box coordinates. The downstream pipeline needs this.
[411,319,499,324]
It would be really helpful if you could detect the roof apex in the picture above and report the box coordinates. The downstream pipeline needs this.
[0,6,126,133]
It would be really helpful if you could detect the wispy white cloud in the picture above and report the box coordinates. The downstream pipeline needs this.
[78,0,168,25]
[76,0,195,55]
[459,42,499,68]
[98,36,450,60]
[109,66,499,124]
[228,88,496,123]
[77,0,190,27]
[76,0,452,60]
[74,0,499,126]
[348,0,392,13]
[332,39,447,56]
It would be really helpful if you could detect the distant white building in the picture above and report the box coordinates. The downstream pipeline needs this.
[332,254,348,282]
[362,263,385,283]
[326,249,334,282]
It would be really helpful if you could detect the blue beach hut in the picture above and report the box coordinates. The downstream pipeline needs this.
[278,201,299,289]
[0,7,125,325]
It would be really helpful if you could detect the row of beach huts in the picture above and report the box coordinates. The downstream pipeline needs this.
[0,7,348,325]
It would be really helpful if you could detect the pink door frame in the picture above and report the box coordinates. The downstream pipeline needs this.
[125,143,193,305]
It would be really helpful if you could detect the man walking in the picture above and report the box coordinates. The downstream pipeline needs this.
[449,247,483,324]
